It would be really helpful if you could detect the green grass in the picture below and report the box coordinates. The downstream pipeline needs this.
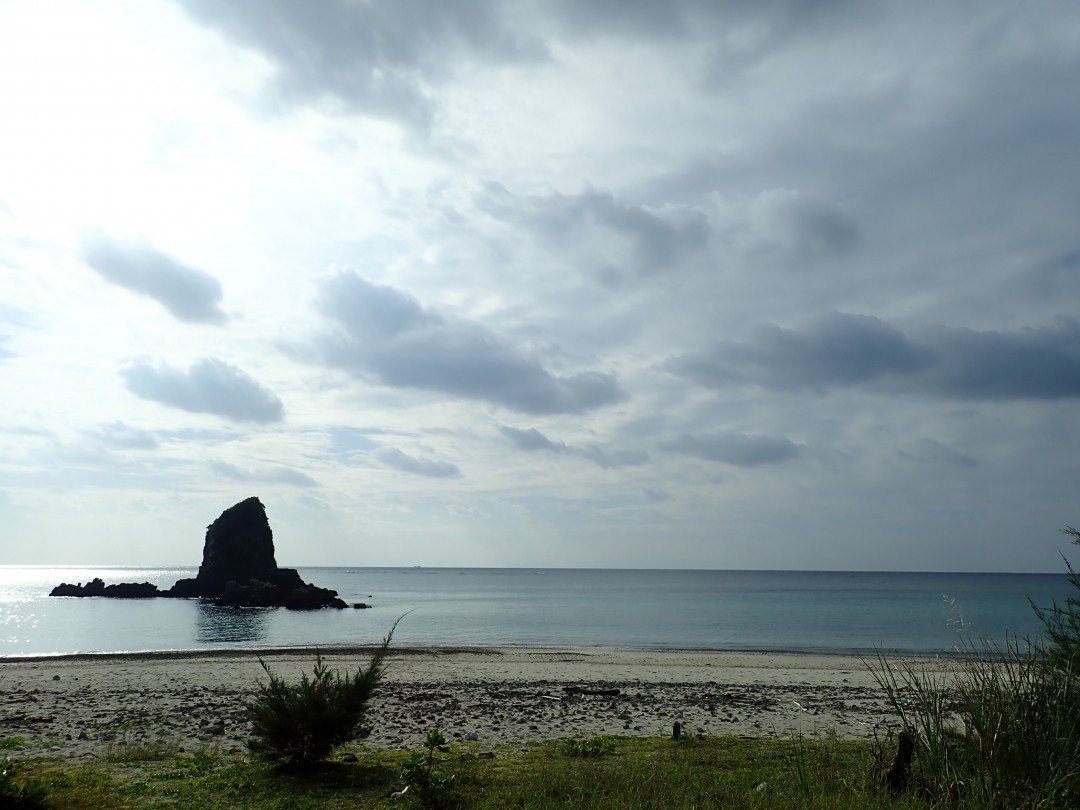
[11,735,933,810]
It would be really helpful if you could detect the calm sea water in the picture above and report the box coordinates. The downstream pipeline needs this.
[0,567,1071,658]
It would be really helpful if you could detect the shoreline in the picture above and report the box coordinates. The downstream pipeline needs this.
[0,647,957,761]
[0,641,970,665]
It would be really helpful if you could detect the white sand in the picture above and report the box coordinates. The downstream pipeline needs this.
[0,647,957,760]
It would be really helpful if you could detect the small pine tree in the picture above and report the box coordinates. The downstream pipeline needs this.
[247,621,397,769]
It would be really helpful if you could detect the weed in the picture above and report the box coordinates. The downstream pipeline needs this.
[400,728,457,808]
[558,735,617,758]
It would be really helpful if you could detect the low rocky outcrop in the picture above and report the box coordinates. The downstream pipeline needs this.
[49,578,161,598]
[50,497,348,610]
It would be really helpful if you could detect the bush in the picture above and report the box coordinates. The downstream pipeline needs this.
[247,621,397,769]
[0,757,49,809]
[871,525,1080,808]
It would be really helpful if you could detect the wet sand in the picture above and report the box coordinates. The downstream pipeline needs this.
[0,647,950,760]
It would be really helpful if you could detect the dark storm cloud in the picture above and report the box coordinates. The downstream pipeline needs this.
[668,312,930,391]
[500,425,647,469]
[120,358,284,423]
[173,0,543,128]
[669,314,1080,400]
[476,184,708,279]
[309,273,623,414]
[83,234,226,324]
[210,460,317,487]
[374,447,461,478]
[922,322,1080,400]
[662,431,800,467]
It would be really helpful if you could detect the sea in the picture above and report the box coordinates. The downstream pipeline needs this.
[0,567,1072,659]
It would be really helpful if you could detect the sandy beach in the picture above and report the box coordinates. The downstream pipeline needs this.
[0,647,950,761]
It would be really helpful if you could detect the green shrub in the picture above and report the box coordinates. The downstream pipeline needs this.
[1,757,49,809]
[246,621,397,770]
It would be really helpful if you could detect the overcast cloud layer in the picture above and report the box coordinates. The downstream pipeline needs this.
[1,0,1078,570]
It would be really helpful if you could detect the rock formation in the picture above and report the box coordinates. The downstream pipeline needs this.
[48,578,160,598]
[50,497,348,610]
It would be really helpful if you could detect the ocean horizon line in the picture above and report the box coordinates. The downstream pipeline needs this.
[0,564,1069,576]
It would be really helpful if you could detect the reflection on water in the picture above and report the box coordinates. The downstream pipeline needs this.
[195,602,270,645]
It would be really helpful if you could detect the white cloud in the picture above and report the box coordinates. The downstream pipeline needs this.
[120,358,284,423]
[303,272,625,414]
[83,232,227,324]
[374,447,461,479]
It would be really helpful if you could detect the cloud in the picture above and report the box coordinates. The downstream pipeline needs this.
[174,0,544,129]
[90,422,159,450]
[325,426,384,460]
[475,184,709,282]
[500,425,647,469]
[0,335,13,362]
[374,447,461,478]
[743,189,860,261]
[0,303,36,329]
[308,272,624,414]
[501,426,566,453]
[667,313,1080,400]
[210,460,317,487]
[667,312,930,391]
[897,438,978,469]
[83,233,227,324]
[922,322,1080,400]
[120,358,284,423]
[662,431,801,467]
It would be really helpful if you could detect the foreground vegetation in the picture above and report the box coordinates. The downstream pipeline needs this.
[6,734,930,810]
[870,526,1080,809]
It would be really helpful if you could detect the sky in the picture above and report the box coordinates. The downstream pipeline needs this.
[1,1,1079,571]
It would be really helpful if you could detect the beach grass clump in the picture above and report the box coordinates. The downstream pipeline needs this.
[558,734,618,758]
[1033,526,1080,673]
[103,731,182,762]
[872,525,1080,808]
[246,622,397,770]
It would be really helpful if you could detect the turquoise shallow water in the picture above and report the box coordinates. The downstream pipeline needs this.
[0,567,1071,657]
